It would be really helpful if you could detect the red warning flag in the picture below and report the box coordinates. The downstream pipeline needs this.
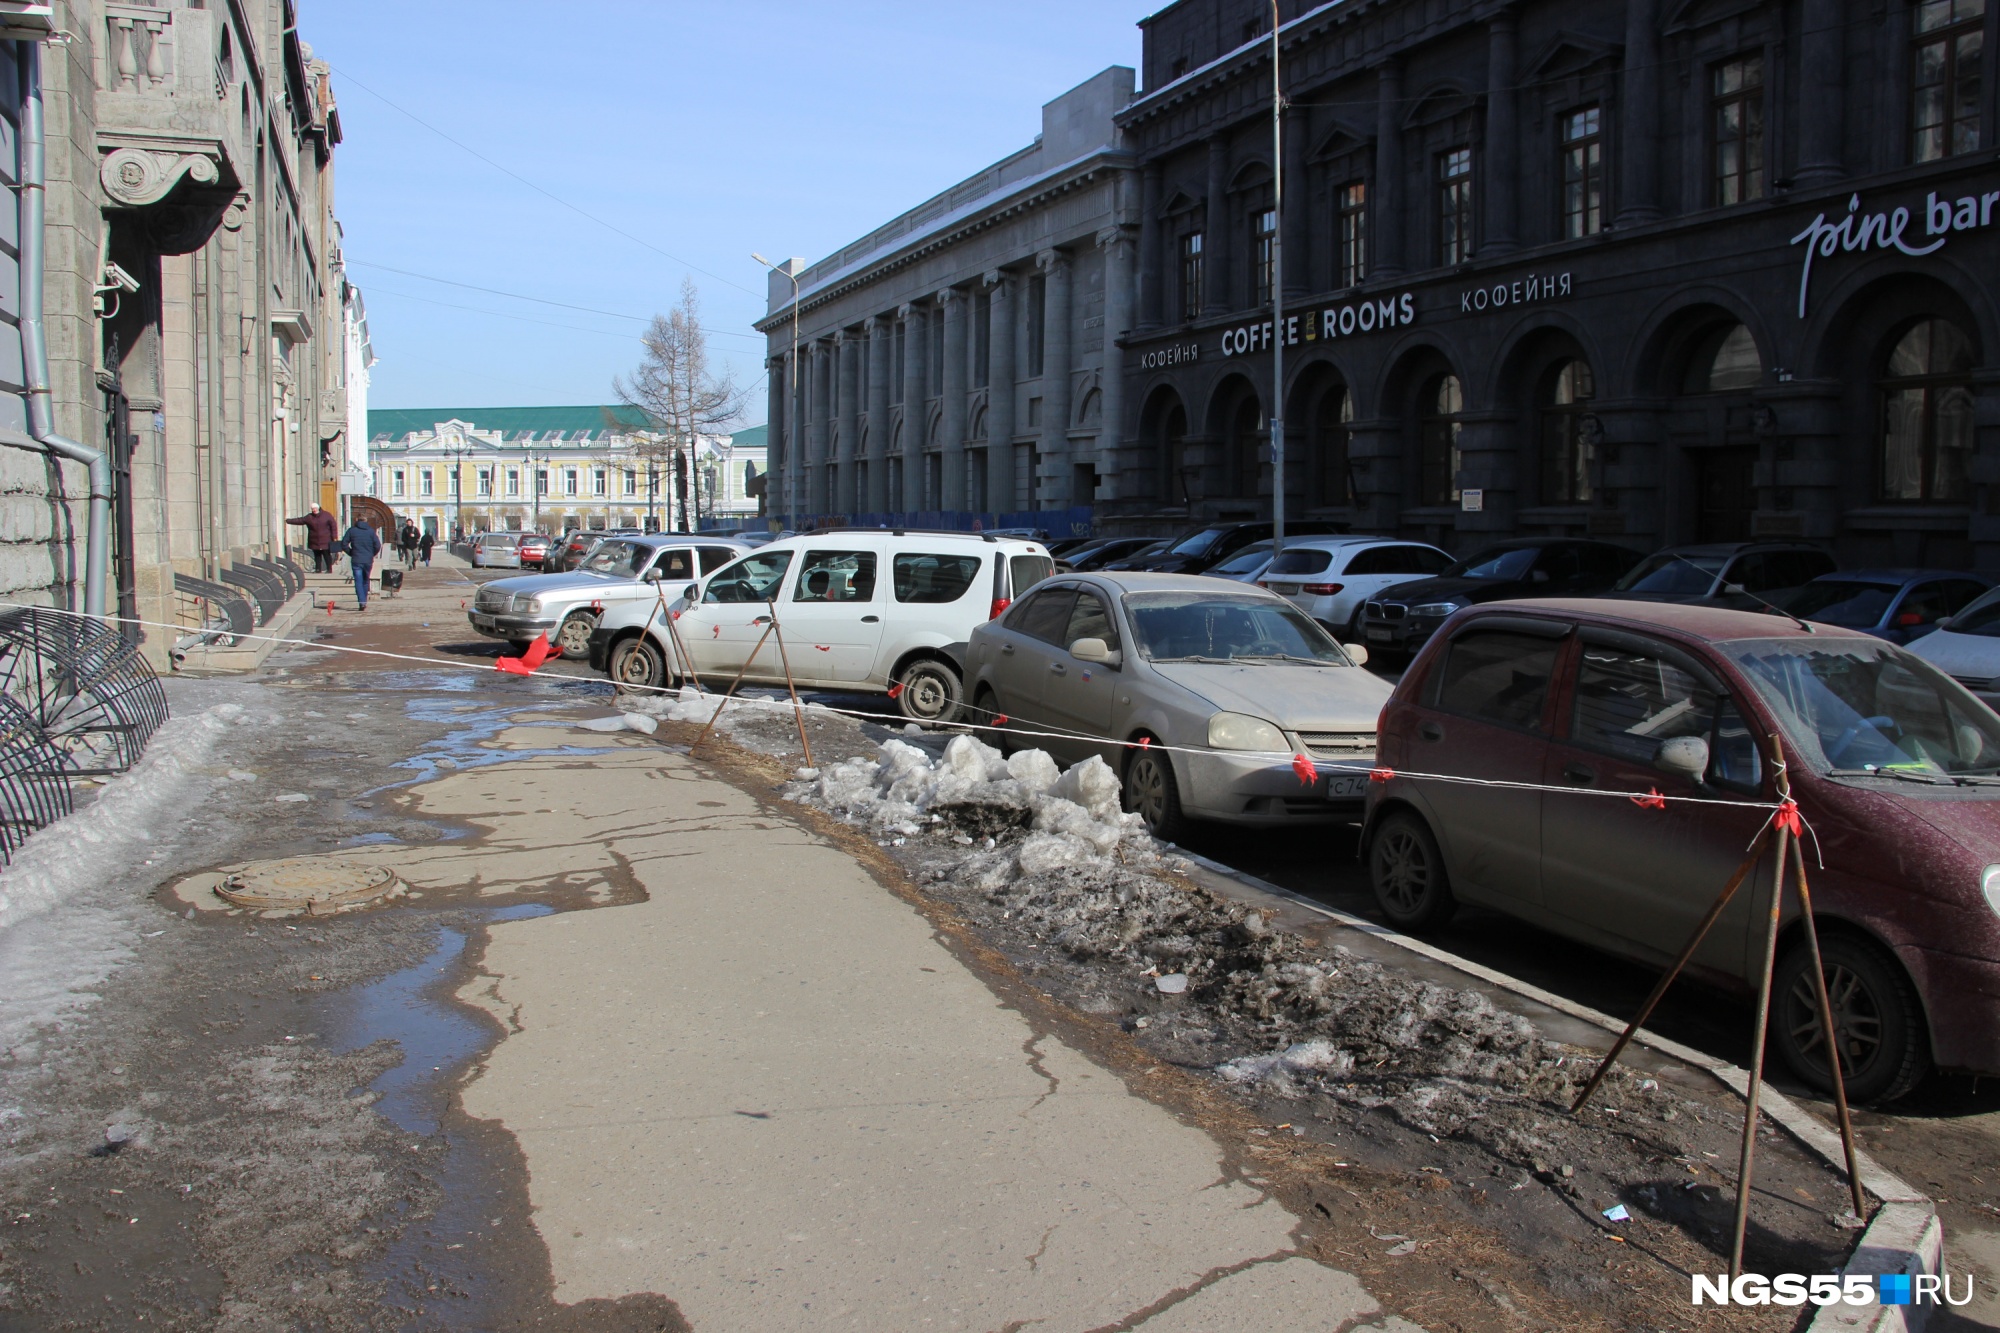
[1774,799,1803,836]
[992,714,1009,726]
[1291,753,1317,786]
[886,682,905,699]
[495,633,553,675]
[1369,766,1395,783]
[1630,787,1668,810]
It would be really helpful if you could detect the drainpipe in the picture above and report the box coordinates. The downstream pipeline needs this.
[17,42,111,620]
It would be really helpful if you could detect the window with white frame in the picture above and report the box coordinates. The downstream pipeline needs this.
[623,469,637,495]
[420,470,435,496]
[477,469,491,496]
[592,469,607,496]
[563,468,579,496]
[506,468,520,496]
[391,470,405,496]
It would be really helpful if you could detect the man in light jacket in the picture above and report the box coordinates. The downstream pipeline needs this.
[341,518,382,610]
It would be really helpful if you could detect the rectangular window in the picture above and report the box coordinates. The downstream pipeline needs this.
[448,467,460,495]
[1712,56,1765,206]
[1436,631,1559,731]
[1180,231,1204,320]
[623,469,637,495]
[391,470,405,496]
[506,469,520,496]
[1561,106,1604,238]
[973,289,991,390]
[1438,148,1474,265]
[892,552,981,602]
[563,468,579,496]
[476,468,491,497]
[1912,0,1985,162]
[1251,208,1277,306]
[1570,644,1722,766]
[1337,182,1368,287]
[536,469,548,496]
[593,469,607,496]
[1027,274,1047,377]
[419,470,434,497]
[793,550,877,603]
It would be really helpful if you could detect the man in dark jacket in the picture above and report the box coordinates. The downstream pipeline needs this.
[341,518,382,610]
[286,504,339,572]
[399,521,421,567]
[418,529,435,566]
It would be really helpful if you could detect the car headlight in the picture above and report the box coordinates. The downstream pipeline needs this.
[1984,865,2000,918]
[1410,601,1463,617]
[512,594,541,614]
[1207,712,1288,753]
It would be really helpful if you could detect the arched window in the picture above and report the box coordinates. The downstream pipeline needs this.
[1538,359,1596,504]
[1313,386,1355,506]
[1157,403,1191,503]
[1880,317,1976,502]
[1229,396,1263,497]
[1419,373,1463,506]
[1682,323,1762,392]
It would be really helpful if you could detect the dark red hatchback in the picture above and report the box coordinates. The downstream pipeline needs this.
[1363,598,2000,1102]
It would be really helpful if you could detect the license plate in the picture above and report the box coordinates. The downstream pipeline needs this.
[470,613,495,629]
[1269,583,1300,595]
[1366,627,1393,642]
[1323,772,1369,800]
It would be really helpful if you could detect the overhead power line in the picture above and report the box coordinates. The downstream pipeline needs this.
[346,259,765,344]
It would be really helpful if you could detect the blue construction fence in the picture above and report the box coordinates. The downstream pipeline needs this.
[700,506,1095,542]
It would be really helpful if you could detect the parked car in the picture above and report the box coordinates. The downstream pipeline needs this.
[965,572,1390,839]
[1609,540,1835,609]
[1045,536,1100,559]
[470,532,535,570]
[553,529,642,572]
[587,530,1055,723]
[517,534,554,570]
[1259,538,1455,638]
[1206,539,1276,583]
[1104,520,1347,574]
[469,536,749,657]
[1906,585,2000,712]
[1064,537,1166,572]
[1356,538,1640,659]
[1776,569,1990,644]
[1365,596,2000,1101]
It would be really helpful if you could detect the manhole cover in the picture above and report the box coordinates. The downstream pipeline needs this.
[216,858,402,916]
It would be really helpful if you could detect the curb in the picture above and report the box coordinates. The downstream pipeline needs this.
[1171,849,1941,1330]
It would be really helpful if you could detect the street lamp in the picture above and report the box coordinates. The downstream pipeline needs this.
[754,252,801,529]
[446,434,472,545]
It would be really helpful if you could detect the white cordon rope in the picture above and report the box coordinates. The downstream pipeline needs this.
[4,599,1800,818]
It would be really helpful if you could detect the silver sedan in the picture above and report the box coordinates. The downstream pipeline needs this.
[963,571,1393,839]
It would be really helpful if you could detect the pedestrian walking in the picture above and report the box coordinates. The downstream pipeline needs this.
[341,517,382,610]
[399,521,421,568]
[284,503,339,573]
[418,529,435,566]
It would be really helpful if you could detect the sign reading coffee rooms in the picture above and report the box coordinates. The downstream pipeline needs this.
[1216,272,1576,358]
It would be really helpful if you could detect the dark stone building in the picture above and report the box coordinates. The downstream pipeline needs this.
[1112,0,2000,569]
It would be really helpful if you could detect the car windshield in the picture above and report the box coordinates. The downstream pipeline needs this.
[580,540,642,575]
[1123,592,1351,665]
[1616,552,1725,595]
[1718,637,2000,777]
[1948,588,2000,638]
[1444,546,1538,580]
[1166,527,1229,557]
[1783,580,1898,628]
[1209,541,1274,576]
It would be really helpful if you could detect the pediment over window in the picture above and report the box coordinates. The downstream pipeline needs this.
[1402,83,1477,130]
[1228,159,1274,193]
[1523,31,1621,80]
[1159,186,1203,217]
[1309,122,1371,162]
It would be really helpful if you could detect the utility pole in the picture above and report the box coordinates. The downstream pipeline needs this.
[1268,0,1287,556]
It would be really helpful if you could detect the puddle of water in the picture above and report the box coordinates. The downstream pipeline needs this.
[354,695,626,799]
[341,832,404,847]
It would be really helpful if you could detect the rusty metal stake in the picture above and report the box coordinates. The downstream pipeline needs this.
[764,599,814,769]
[1731,739,1795,1279]
[689,621,775,756]
[1789,835,1869,1220]
[1570,831,1772,1114]
[658,589,699,692]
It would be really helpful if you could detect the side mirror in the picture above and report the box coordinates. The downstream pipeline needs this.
[1530,569,1551,583]
[1937,616,1955,630]
[1069,636,1121,667]
[1655,735,1710,781]
[1342,642,1370,667]
[685,583,701,601]
[642,567,664,582]
[1722,582,1748,595]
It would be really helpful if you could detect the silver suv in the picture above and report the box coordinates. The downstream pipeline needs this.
[468,535,747,658]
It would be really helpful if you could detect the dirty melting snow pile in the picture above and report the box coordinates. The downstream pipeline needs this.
[798,734,1609,1162]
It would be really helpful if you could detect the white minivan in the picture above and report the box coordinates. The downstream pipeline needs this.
[585,530,1054,723]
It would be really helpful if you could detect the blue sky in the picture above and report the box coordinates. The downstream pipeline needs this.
[308,2,1146,424]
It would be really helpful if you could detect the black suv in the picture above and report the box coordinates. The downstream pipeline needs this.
[1608,541,1836,609]
[1357,537,1641,658]
[1103,519,1345,574]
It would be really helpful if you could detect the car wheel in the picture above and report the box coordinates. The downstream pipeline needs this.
[555,611,598,660]
[972,687,1013,754]
[1122,745,1186,842]
[1369,811,1457,931]
[894,658,962,725]
[609,636,668,693]
[1773,933,1930,1103]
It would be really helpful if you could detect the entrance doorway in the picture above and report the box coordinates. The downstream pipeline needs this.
[1694,447,1756,542]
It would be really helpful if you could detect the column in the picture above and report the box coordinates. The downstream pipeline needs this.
[1097,226,1134,502]
[1203,135,1231,316]
[1374,61,1404,278]
[835,328,859,513]
[899,303,925,514]
[1617,0,1661,224]
[807,340,831,515]
[1282,106,1310,298]
[765,356,784,517]
[984,273,1016,514]
[1795,0,1845,186]
[865,315,891,513]
[1037,249,1073,507]
[1484,13,1519,255]
[939,287,967,510]
[1137,162,1164,330]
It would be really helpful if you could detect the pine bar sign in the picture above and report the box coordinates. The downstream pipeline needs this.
[1219,291,1416,357]
[1789,183,2000,317]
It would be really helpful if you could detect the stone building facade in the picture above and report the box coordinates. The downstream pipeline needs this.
[1112,0,2000,568]
[0,0,355,665]
[756,68,1139,529]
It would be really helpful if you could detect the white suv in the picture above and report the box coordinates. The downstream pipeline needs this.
[585,530,1054,723]
[1256,537,1453,638]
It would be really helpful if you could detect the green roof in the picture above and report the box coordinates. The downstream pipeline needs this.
[729,424,767,447]
[368,404,648,441]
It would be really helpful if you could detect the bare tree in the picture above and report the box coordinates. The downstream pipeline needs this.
[613,278,743,532]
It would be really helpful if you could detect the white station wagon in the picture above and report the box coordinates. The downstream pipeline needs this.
[586,530,1054,723]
